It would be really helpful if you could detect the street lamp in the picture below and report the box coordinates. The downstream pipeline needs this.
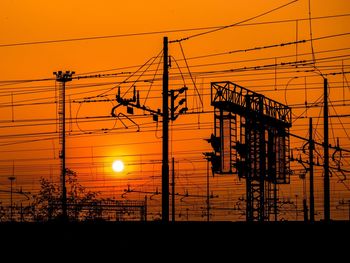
[286,71,330,221]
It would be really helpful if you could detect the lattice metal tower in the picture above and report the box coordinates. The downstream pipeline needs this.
[208,81,292,221]
[54,70,74,220]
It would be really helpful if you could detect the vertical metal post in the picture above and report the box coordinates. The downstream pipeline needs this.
[54,71,74,221]
[323,77,330,221]
[274,184,278,222]
[259,98,266,222]
[268,129,277,221]
[20,203,23,222]
[207,158,210,222]
[162,37,169,222]
[170,90,175,121]
[219,108,224,171]
[172,157,175,222]
[62,80,67,220]
[303,198,309,222]
[309,118,315,222]
[245,96,253,221]
[145,195,147,222]
[9,176,15,221]
[295,194,298,221]
[10,179,12,221]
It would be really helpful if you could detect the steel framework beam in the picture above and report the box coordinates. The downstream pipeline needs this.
[209,81,292,221]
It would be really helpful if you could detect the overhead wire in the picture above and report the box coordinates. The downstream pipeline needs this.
[0,33,349,93]
[2,7,350,220]
[329,96,350,141]
[143,51,163,105]
[170,0,299,42]
[0,11,348,49]
[178,42,203,109]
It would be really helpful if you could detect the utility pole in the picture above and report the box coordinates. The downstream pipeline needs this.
[203,153,213,222]
[8,176,15,221]
[111,38,187,222]
[295,194,298,221]
[172,157,175,222]
[144,195,148,222]
[309,118,315,222]
[323,77,330,221]
[54,70,74,221]
[303,198,309,222]
[162,37,169,222]
[206,158,210,222]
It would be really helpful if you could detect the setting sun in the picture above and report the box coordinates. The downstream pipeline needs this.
[112,160,124,173]
[1,0,350,225]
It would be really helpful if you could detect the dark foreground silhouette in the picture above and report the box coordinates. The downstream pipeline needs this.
[1,220,348,242]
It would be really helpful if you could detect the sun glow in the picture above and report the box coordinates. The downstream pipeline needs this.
[112,160,124,172]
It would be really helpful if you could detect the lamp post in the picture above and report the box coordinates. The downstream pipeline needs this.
[286,72,330,221]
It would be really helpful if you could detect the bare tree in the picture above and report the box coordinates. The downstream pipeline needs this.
[30,169,101,222]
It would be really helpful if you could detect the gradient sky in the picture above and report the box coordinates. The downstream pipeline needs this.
[0,0,350,221]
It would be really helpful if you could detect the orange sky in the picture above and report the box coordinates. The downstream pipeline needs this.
[1,0,350,221]
[0,0,348,78]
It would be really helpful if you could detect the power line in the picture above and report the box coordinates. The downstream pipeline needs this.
[235,13,350,27]
[1,11,349,48]
[0,34,349,90]
[0,28,222,48]
[182,33,350,62]
[0,137,203,153]
[2,80,350,110]
[170,0,299,42]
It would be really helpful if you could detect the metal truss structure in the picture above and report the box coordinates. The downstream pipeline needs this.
[209,81,292,221]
